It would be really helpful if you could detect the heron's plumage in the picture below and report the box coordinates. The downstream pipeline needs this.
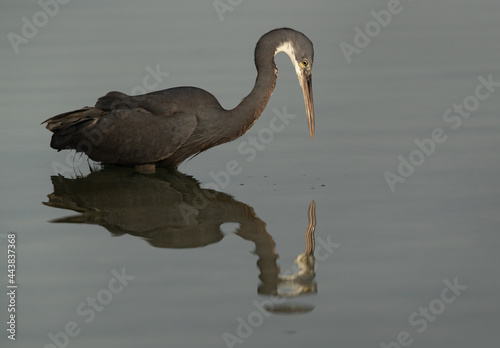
[43,28,315,168]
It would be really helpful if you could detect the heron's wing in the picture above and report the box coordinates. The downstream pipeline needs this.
[47,107,197,165]
[95,91,179,116]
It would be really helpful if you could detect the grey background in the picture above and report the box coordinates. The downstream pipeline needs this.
[0,0,499,347]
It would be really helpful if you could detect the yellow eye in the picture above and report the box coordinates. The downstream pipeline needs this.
[301,59,309,67]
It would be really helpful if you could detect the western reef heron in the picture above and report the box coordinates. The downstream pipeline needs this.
[43,28,315,170]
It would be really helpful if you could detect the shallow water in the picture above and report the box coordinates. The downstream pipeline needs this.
[1,0,499,347]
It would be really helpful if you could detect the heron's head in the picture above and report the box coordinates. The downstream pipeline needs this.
[275,29,315,139]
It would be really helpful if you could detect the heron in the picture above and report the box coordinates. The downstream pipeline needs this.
[43,27,315,170]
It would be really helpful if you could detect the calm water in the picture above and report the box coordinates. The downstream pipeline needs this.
[1,0,499,347]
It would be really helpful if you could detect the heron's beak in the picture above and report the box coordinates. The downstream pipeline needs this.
[299,73,315,139]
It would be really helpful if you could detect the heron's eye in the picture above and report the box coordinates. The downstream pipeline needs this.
[301,59,309,67]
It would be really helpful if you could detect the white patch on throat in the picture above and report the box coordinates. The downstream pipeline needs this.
[275,41,301,77]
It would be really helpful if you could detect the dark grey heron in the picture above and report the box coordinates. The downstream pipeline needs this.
[43,28,315,169]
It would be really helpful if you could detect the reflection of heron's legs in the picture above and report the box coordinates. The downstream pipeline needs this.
[134,163,156,174]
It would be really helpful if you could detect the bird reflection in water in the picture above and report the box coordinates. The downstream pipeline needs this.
[44,167,317,312]
[277,201,317,296]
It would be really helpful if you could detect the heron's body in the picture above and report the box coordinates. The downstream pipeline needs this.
[44,28,314,168]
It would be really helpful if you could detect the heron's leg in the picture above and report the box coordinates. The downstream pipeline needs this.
[134,164,156,174]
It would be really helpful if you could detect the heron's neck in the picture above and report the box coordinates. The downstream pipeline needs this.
[228,57,277,138]
[226,29,300,140]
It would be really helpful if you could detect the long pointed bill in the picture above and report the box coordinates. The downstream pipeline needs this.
[300,73,315,139]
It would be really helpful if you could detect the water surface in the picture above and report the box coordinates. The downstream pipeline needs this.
[0,1,499,347]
